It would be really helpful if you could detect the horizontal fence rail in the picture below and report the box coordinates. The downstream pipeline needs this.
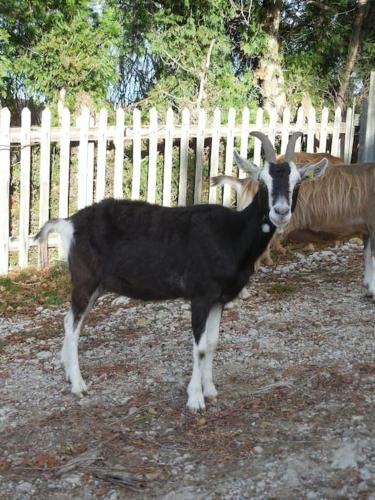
[0,104,359,274]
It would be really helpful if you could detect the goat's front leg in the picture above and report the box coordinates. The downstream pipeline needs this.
[187,301,222,411]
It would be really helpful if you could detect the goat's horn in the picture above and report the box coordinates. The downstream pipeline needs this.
[250,131,276,163]
[284,132,304,162]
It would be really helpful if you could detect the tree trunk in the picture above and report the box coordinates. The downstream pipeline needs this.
[336,0,369,108]
[256,0,286,116]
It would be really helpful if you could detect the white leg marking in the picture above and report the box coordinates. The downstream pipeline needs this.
[363,239,372,291]
[61,290,99,396]
[187,342,205,411]
[61,311,87,396]
[201,304,222,401]
[368,254,375,298]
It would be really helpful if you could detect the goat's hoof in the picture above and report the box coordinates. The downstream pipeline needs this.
[187,393,206,412]
[71,378,88,397]
[203,384,218,401]
[362,287,373,298]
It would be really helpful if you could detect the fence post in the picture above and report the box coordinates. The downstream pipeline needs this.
[114,108,125,199]
[163,108,174,207]
[132,108,142,200]
[319,107,329,153]
[253,108,263,165]
[147,108,158,204]
[194,108,205,204]
[208,108,221,204]
[307,107,316,153]
[331,107,342,157]
[77,107,90,209]
[295,107,304,151]
[19,108,31,268]
[178,108,190,206]
[344,106,354,163]
[38,108,51,268]
[239,107,250,180]
[223,108,236,207]
[96,108,108,202]
[361,71,375,162]
[0,108,10,275]
[280,107,290,155]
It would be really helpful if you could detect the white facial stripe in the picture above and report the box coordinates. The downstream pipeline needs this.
[260,160,302,227]
[260,162,274,213]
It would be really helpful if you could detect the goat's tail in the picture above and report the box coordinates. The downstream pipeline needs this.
[210,175,244,196]
[34,218,74,260]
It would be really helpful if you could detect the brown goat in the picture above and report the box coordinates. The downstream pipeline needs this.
[277,151,344,166]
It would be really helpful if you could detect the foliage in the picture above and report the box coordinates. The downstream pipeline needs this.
[0,0,374,113]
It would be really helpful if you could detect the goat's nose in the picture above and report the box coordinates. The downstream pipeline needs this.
[274,206,289,216]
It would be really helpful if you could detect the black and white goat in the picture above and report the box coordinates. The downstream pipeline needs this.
[35,131,327,411]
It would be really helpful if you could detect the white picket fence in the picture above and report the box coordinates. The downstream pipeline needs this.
[0,104,359,275]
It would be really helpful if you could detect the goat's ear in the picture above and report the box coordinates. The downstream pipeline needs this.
[233,150,261,180]
[299,158,328,182]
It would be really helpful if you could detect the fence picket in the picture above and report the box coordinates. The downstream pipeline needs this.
[239,107,250,179]
[114,108,125,199]
[295,107,304,152]
[331,107,342,157]
[307,107,316,153]
[178,108,189,206]
[148,108,158,204]
[280,107,290,155]
[268,108,277,147]
[19,108,31,268]
[132,108,142,200]
[253,108,263,165]
[77,107,90,209]
[0,108,10,274]
[163,108,174,206]
[194,109,206,204]
[223,108,236,206]
[38,108,51,267]
[96,108,108,202]
[209,108,221,204]
[344,107,354,163]
[86,115,95,206]
[319,107,329,152]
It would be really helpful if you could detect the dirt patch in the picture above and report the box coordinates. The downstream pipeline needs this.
[0,242,374,499]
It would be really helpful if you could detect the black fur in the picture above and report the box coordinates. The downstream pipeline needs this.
[56,185,278,344]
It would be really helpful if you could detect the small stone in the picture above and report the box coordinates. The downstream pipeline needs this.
[253,446,263,454]
[351,415,364,423]
[358,481,369,493]
[360,468,372,480]
[306,492,318,500]
[37,350,52,360]
[63,474,81,486]
[16,481,34,493]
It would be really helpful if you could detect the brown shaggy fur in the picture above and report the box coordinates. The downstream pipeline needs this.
[286,163,375,241]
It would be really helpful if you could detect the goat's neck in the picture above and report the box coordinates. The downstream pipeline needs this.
[237,188,276,266]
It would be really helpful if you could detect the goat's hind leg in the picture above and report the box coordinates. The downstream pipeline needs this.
[61,284,100,396]
[201,304,222,401]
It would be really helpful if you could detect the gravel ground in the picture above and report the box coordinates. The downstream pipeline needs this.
[0,241,374,499]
